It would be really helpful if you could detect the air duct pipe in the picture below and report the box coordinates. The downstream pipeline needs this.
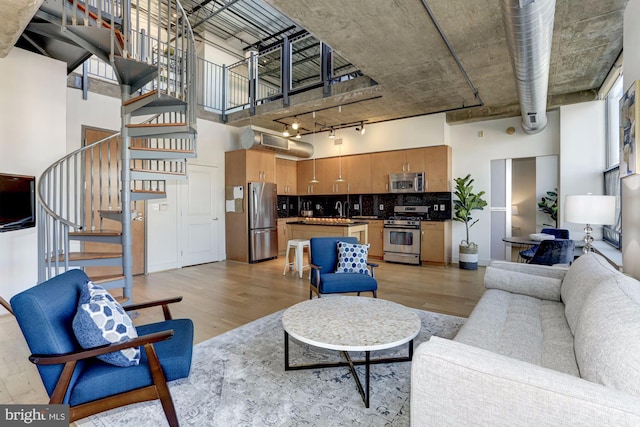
[501,0,556,134]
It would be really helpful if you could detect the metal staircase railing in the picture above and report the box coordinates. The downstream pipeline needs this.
[37,0,197,300]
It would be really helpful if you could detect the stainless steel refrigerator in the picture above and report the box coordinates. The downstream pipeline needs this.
[248,181,278,263]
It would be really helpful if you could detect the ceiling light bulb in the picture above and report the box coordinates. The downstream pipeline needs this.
[329,129,335,138]
[292,119,299,130]
[360,123,365,135]
[283,125,290,137]
[295,131,301,139]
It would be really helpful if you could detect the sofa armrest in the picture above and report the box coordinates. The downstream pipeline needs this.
[488,260,569,279]
[411,337,640,426]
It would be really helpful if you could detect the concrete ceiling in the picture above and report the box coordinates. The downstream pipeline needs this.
[0,0,43,57]
[226,0,626,134]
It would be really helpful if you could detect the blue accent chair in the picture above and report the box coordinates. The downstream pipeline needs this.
[519,228,570,261]
[309,236,378,299]
[529,238,576,266]
[10,269,193,426]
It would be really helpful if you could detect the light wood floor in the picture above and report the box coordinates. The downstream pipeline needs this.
[0,257,486,409]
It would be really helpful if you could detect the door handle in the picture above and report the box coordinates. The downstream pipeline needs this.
[213,217,218,221]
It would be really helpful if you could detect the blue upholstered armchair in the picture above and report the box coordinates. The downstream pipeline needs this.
[309,236,378,299]
[10,269,193,426]
[519,228,570,261]
[529,238,576,266]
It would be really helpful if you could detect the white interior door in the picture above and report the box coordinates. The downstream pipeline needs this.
[180,164,224,266]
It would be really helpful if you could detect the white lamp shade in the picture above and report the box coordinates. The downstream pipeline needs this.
[564,195,616,225]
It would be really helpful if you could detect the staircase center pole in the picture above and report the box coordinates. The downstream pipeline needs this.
[121,84,133,301]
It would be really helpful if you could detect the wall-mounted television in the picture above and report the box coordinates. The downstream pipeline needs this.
[0,173,36,232]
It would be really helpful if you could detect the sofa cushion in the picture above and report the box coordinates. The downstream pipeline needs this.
[561,253,618,334]
[573,274,640,396]
[317,272,377,294]
[454,289,579,376]
[485,266,562,301]
[72,281,140,367]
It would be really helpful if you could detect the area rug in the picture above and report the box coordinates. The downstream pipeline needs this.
[77,308,465,427]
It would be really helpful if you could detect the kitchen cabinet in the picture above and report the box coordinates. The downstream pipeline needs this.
[388,148,426,174]
[420,221,452,266]
[425,145,452,192]
[296,159,323,194]
[346,154,372,194]
[320,157,349,194]
[367,220,384,258]
[370,151,390,193]
[224,149,276,263]
[276,158,297,195]
[277,217,299,255]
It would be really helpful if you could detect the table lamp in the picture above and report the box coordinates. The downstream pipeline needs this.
[564,194,616,253]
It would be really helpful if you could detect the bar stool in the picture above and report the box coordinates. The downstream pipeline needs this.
[282,239,311,278]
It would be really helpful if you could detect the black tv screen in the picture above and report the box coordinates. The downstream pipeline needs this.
[0,173,36,232]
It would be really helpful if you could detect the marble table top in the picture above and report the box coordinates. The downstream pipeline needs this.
[282,296,421,352]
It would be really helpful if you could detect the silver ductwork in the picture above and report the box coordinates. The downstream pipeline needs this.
[239,126,314,158]
[501,0,556,134]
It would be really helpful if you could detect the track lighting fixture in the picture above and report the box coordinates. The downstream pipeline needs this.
[356,122,365,135]
[295,131,301,139]
[329,128,335,138]
[292,118,300,130]
[282,125,290,137]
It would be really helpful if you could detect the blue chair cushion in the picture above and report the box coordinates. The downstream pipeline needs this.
[519,246,538,260]
[68,318,194,406]
[336,241,371,275]
[72,281,140,367]
[318,272,378,294]
[310,236,359,274]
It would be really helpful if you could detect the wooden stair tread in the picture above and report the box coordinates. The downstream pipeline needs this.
[131,168,186,175]
[66,0,125,49]
[90,274,125,284]
[131,189,166,194]
[51,252,122,261]
[69,229,122,237]
[127,122,187,128]
[130,146,194,154]
[123,90,158,106]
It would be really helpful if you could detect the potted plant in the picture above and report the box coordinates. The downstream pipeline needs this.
[538,188,558,227]
[453,174,487,270]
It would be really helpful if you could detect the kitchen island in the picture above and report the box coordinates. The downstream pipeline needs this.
[287,220,369,244]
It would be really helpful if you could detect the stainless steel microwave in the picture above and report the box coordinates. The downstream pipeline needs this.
[389,172,426,193]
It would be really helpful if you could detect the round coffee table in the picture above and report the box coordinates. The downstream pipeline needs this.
[282,296,421,408]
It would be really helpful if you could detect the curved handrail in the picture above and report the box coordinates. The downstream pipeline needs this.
[37,113,162,229]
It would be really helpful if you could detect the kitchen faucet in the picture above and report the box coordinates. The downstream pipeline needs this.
[335,201,343,217]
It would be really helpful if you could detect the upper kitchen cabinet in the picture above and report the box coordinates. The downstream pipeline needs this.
[297,159,323,195]
[425,145,452,192]
[321,156,349,194]
[244,150,276,183]
[387,148,426,174]
[346,154,372,194]
[370,151,390,193]
[276,158,297,195]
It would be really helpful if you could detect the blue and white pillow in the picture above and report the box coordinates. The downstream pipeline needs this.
[72,281,140,367]
[336,241,371,275]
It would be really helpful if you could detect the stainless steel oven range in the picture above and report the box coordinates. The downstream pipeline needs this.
[383,206,429,265]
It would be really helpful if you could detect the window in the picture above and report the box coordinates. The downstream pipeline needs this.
[606,75,623,169]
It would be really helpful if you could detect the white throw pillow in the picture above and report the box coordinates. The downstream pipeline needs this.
[336,241,370,275]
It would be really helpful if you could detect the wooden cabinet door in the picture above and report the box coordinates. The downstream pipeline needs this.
[405,148,426,173]
[296,159,322,194]
[387,150,408,174]
[370,151,390,193]
[425,145,451,192]
[246,151,275,182]
[277,219,288,255]
[368,220,384,258]
[420,221,451,265]
[346,154,372,194]
[319,157,348,194]
[276,158,297,194]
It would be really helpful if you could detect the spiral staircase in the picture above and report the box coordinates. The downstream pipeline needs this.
[34,0,198,301]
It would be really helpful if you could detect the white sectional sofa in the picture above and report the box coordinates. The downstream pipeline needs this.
[411,252,640,426]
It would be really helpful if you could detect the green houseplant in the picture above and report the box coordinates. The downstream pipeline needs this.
[453,174,487,270]
[538,188,558,227]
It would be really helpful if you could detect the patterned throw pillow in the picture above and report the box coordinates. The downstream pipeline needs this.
[72,281,140,367]
[336,241,371,275]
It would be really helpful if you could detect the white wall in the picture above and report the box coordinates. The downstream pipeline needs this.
[622,0,640,277]
[0,48,67,307]
[558,101,607,239]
